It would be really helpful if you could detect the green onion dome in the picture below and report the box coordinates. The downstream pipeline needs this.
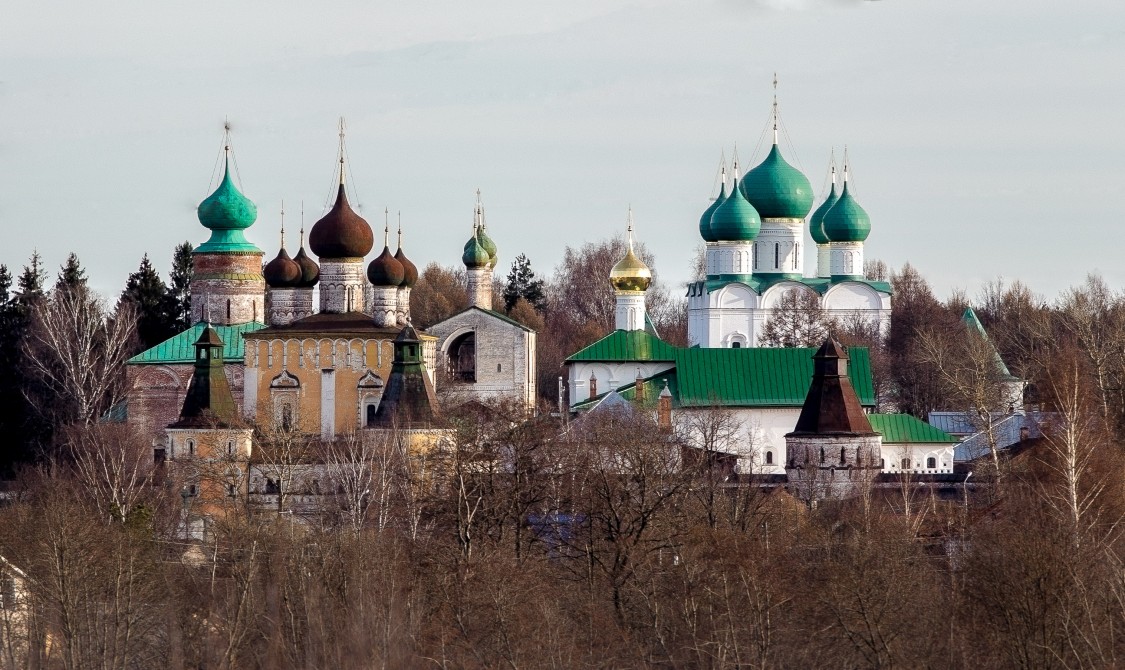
[462,232,491,269]
[293,246,320,288]
[309,184,374,259]
[699,181,727,243]
[740,144,814,219]
[264,247,301,288]
[808,181,840,245]
[395,247,418,287]
[367,246,405,287]
[709,177,761,241]
[198,157,258,231]
[476,226,498,268]
[821,182,871,243]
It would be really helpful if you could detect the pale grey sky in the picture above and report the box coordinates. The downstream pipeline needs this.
[2,0,1123,302]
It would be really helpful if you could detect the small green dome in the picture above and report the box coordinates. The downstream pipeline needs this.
[463,232,490,268]
[808,182,840,245]
[709,178,761,241]
[821,182,871,243]
[197,157,257,231]
[476,226,498,268]
[699,182,727,243]
[740,144,814,219]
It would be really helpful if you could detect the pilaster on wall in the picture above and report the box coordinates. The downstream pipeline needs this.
[319,259,367,314]
[615,292,646,331]
[753,220,804,276]
[829,242,864,278]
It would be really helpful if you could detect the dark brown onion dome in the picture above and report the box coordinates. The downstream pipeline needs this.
[309,184,374,259]
[263,248,301,288]
[394,247,418,287]
[293,246,320,288]
[367,246,404,286]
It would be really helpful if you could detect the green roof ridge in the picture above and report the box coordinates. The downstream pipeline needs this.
[128,321,266,365]
[566,329,679,363]
[868,413,958,443]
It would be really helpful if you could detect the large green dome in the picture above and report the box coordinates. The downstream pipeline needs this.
[198,158,257,231]
[709,177,761,241]
[808,182,839,245]
[699,181,727,243]
[821,182,871,243]
[740,144,813,219]
[195,156,261,253]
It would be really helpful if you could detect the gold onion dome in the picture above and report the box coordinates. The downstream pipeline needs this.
[609,214,652,292]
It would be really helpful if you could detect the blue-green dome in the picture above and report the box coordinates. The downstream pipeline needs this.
[195,157,261,253]
[821,182,871,243]
[463,232,490,268]
[198,158,257,231]
[740,144,814,219]
[699,182,727,243]
[808,182,839,245]
[709,178,761,241]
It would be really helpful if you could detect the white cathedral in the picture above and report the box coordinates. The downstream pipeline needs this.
[686,117,891,348]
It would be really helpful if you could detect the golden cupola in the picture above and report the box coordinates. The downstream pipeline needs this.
[610,211,652,293]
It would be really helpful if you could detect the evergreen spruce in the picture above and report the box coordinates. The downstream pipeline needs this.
[166,241,194,330]
[122,254,173,351]
[55,252,88,292]
[502,254,545,312]
[15,251,47,314]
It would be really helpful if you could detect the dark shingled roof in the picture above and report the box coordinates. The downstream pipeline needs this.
[788,339,876,436]
[371,326,441,429]
[245,311,421,338]
[169,325,244,429]
[309,184,374,259]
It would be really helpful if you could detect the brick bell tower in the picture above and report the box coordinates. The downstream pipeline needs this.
[190,130,266,326]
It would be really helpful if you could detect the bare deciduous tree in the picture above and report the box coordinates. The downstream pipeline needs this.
[23,287,138,426]
[760,288,830,348]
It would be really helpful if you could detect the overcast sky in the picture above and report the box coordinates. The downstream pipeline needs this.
[2,0,1123,303]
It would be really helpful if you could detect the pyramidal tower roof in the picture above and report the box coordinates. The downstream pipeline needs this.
[170,325,243,428]
[788,339,876,436]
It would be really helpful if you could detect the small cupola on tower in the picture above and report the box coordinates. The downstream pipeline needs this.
[741,78,813,278]
[367,217,405,327]
[610,208,652,331]
[809,157,841,279]
[308,119,374,314]
[190,127,266,325]
[394,214,418,326]
[171,325,242,429]
[821,151,871,279]
[264,207,306,326]
[463,191,496,310]
[369,325,440,429]
[707,157,761,277]
[698,157,727,244]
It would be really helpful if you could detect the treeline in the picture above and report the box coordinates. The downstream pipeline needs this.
[1,398,1124,668]
[0,246,192,472]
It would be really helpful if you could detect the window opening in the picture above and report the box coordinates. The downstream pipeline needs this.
[927,457,937,469]
[765,451,773,465]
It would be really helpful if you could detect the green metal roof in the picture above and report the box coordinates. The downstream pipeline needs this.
[572,344,875,409]
[127,321,266,365]
[566,329,680,363]
[700,275,893,297]
[962,307,1018,380]
[868,414,958,444]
